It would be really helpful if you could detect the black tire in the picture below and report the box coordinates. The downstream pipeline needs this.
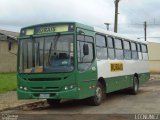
[89,82,105,106]
[130,76,139,95]
[47,99,61,106]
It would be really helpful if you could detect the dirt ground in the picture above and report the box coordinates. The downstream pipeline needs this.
[0,91,41,111]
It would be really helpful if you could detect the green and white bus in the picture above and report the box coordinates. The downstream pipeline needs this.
[17,22,150,106]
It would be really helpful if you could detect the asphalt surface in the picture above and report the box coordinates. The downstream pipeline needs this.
[1,78,160,120]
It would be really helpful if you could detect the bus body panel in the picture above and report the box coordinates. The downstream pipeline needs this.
[74,27,98,99]
[94,26,150,94]
[97,60,150,93]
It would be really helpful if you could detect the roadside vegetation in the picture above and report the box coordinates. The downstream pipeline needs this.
[0,73,17,93]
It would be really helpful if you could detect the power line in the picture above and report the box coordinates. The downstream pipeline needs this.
[138,37,160,39]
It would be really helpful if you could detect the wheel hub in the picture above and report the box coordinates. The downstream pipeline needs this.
[95,87,102,102]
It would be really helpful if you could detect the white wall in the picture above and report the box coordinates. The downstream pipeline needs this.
[148,42,160,73]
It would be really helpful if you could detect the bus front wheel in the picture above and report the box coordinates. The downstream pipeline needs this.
[89,82,105,106]
[47,99,61,106]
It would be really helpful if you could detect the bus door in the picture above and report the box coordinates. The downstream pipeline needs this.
[76,28,97,99]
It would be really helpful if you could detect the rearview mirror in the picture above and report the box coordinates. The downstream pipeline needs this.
[78,30,85,35]
[83,44,89,55]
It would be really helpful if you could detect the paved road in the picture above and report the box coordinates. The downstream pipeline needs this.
[1,79,160,120]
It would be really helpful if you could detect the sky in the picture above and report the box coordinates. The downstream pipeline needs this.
[0,0,160,42]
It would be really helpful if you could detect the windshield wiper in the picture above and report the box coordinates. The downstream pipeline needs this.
[36,42,40,66]
[53,33,60,51]
[48,42,53,64]
[48,33,60,64]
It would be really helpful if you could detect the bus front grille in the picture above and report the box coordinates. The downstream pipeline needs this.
[27,78,61,81]
[30,87,60,92]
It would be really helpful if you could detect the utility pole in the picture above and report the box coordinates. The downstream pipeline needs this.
[104,23,110,30]
[114,0,120,33]
[144,21,147,41]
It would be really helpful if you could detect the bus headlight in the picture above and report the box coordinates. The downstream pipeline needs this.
[64,86,68,90]
[19,86,23,89]
[24,87,28,91]
[64,85,76,90]
[70,85,74,89]
[19,86,28,91]
[20,86,23,89]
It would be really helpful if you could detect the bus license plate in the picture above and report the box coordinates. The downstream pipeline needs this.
[39,94,50,98]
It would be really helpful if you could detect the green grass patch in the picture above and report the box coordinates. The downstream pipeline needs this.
[0,73,17,93]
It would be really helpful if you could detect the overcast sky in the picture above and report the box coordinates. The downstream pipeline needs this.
[0,0,160,42]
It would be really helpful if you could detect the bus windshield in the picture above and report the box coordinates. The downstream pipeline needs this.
[19,35,74,73]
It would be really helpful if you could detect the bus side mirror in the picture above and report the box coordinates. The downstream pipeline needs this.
[83,44,89,55]
[78,30,85,35]
[8,41,12,51]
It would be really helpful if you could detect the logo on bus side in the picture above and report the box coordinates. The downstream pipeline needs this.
[110,63,123,72]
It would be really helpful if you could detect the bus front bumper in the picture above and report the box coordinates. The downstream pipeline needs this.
[17,88,78,99]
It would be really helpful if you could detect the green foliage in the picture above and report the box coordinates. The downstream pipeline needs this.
[0,73,17,93]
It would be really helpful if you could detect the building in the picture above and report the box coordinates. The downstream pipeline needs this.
[0,29,19,72]
[148,42,160,73]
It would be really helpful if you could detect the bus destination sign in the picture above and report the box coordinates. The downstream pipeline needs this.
[36,25,69,34]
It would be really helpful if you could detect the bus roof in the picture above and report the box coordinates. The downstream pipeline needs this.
[20,22,147,44]
[94,27,147,44]
[21,22,76,29]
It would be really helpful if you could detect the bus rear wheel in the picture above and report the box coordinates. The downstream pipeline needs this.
[47,99,61,106]
[89,82,105,106]
[130,76,139,95]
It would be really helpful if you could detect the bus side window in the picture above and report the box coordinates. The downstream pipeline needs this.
[95,34,107,59]
[137,43,142,60]
[114,38,123,60]
[141,44,148,60]
[77,35,94,71]
[124,40,131,60]
[131,42,138,60]
[107,37,115,59]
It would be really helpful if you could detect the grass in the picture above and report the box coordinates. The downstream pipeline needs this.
[0,73,17,93]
